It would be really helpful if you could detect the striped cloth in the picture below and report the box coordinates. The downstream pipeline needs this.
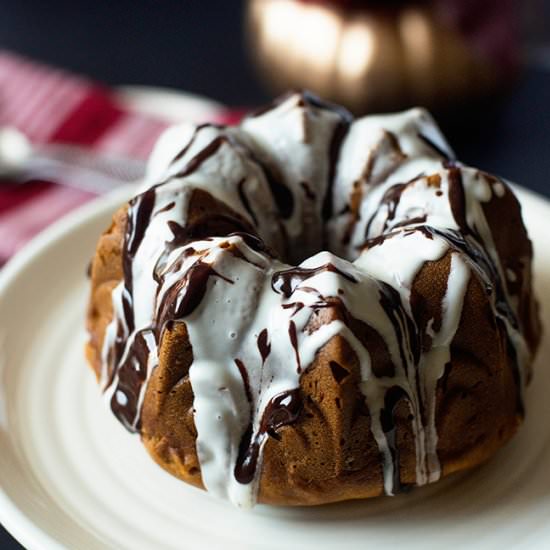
[0,50,235,266]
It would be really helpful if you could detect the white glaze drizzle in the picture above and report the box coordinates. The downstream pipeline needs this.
[97,92,532,508]
[421,253,470,482]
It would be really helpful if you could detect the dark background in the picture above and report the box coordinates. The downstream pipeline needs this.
[0,1,549,548]
[0,0,549,197]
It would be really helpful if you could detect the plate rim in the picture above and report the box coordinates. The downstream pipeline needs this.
[0,185,134,550]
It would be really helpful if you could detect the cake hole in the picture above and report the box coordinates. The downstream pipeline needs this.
[335,397,342,409]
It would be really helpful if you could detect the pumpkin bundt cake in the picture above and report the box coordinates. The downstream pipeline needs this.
[86,92,541,507]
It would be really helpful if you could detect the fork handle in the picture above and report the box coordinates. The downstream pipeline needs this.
[19,159,141,194]
[29,145,146,182]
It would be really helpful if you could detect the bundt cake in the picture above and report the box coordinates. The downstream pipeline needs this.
[86,91,541,508]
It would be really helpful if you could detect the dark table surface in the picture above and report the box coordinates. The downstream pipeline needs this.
[0,1,549,548]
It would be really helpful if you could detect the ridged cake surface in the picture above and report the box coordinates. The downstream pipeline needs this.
[86,92,541,508]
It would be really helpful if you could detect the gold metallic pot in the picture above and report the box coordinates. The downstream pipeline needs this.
[246,0,517,114]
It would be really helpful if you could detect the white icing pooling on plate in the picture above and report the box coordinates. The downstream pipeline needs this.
[96,92,532,508]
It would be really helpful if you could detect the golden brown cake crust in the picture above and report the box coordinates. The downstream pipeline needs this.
[86,179,540,506]
[86,92,541,507]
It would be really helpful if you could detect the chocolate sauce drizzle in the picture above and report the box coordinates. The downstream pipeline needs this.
[235,359,253,404]
[156,260,233,335]
[170,123,224,165]
[423,224,524,413]
[237,178,259,226]
[106,188,155,426]
[364,182,408,237]
[379,282,421,374]
[109,330,152,432]
[320,104,352,221]
[271,263,357,298]
[124,189,156,308]
[447,167,469,234]
[99,92,532,506]
[257,329,271,364]
[288,320,301,373]
[171,135,227,180]
[228,231,273,256]
[301,181,316,200]
[380,385,411,493]
[234,389,302,484]
[252,90,352,223]
[244,148,294,220]
[417,132,452,161]
[153,214,253,283]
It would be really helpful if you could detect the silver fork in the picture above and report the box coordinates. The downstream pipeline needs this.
[0,126,146,193]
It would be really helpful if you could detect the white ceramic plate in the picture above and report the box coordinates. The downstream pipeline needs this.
[1,81,550,548]
[0,183,549,550]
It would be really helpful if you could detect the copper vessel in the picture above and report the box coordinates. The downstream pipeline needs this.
[246,0,518,114]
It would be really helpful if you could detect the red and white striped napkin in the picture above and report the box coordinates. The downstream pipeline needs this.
[0,50,236,266]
